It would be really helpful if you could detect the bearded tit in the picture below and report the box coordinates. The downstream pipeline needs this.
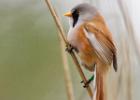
[64,3,117,87]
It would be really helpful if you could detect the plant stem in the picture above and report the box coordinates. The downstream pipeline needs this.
[45,0,93,99]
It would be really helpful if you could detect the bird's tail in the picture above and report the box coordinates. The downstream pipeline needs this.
[93,64,107,100]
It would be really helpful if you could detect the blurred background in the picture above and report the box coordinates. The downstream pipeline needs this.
[0,0,140,100]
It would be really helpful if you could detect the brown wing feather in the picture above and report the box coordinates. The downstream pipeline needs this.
[84,14,117,71]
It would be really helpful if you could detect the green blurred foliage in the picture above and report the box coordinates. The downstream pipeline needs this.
[0,1,65,100]
[0,1,91,100]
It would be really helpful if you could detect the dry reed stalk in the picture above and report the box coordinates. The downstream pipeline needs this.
[117,0,133,100]
[120,33,132,100]
[117,0,140,59]
[59,32,75,100]
[45,0,93,99]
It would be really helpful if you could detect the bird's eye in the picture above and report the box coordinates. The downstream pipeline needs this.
[72,9,79,15]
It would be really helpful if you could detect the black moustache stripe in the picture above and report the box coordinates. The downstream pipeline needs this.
[72,10,79,27]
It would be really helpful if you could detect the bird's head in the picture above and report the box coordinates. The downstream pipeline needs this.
[64,3,98,27]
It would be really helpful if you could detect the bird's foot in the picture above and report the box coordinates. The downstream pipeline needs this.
[66,44,74,53]
[81,75,94,88]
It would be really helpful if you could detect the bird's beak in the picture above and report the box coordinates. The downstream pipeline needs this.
[64,11,72,17]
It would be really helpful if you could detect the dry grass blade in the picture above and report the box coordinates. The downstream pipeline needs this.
[117,0,140,59]
[45,0,93,99]
[117,0,133,100]
[59,32,75,100]
[44,0,74,99]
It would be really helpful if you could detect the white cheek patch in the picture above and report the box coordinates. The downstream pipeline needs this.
[69,18,73,27]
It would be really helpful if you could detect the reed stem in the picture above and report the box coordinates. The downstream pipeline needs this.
[59,32,75,100]
[45,0,93,99]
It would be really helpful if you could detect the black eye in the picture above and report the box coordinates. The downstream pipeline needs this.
[72,9,79,15]
[72,9,79,27]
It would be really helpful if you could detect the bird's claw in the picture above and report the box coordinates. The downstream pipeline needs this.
[81,80,90,88]
[66,44,74,53]
[81,80,84,83]
[81,75,94,88]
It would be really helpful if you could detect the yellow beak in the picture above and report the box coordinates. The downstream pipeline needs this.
[64,11,72,17]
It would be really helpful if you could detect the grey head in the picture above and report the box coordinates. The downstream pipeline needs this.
[70,3,98,27]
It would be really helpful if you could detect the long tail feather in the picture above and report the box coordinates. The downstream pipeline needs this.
[93,64,108,100]
[96,69,104,100]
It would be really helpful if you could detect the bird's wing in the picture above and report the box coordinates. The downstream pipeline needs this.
[83,21,117,71]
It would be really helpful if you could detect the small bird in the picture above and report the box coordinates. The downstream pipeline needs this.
[64,3,117,99]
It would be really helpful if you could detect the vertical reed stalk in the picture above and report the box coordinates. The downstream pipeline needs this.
[59,32,75,100]
[117,0,140,59]
[117,0,133,100]
[45,0,93,99]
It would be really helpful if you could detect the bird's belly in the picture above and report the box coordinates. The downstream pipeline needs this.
[78,49,97,71]
[67,25,98,71]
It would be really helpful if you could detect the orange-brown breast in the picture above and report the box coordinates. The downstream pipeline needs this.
[71,25,98,71]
